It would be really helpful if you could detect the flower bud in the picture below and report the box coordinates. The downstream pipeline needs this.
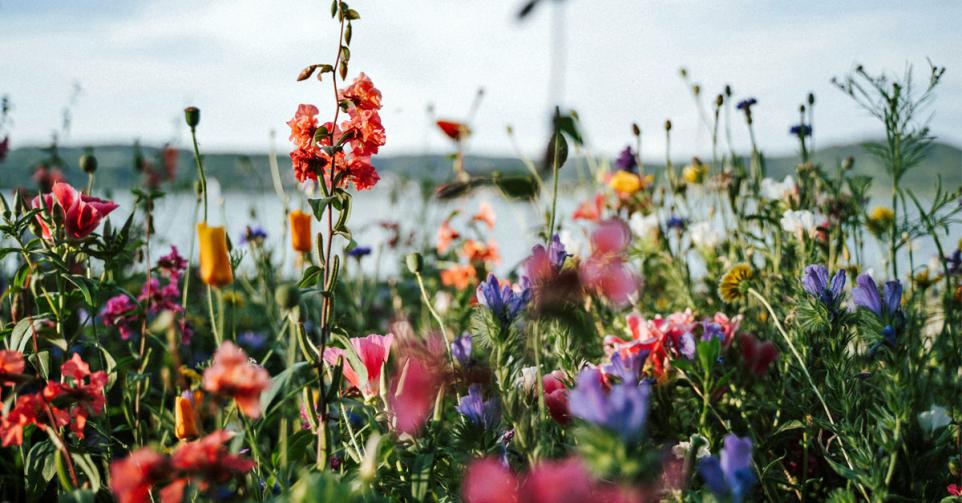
[631,123,641,137]
[275,284,301,310]
[79,153,97,174]
[197,223,233,287]
[174,394,199,440]
[715,94,724,107]
[664,119,672,131]
[406,252,423,274]
[184,106,200,128]
[807,92,815,105]
[289,210,313,253]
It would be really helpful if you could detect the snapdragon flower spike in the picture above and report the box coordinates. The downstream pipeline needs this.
[457,384,500,430]
[699,434,757,503]
[801,264,846,310]
[568,368,650,441]
[476,274,531,327]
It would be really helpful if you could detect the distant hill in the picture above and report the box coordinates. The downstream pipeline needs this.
[1,141,959,194]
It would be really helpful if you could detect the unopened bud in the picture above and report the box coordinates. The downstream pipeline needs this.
[184,106,200,128]
[406,252,423,274]
[715,94,724,107]
[79,153,97,174]
[807,92,815,106]
[631,123,641,137]
[664,120,672,131]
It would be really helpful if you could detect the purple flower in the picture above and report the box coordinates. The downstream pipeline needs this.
[568,368,650,441]
[347,245,372,258]
[701,320,725,343]
[238,331,267,350]
[451,334,473,366]
[801,264,845,309]
[666,215,688,231]
[615,146,637,172]
[457,384,500,429]
[852,273,902,317]
[241,226,267,244]
[945,249,961,275]
[789,124,812,137]
[736,98,757,111]
[476,274,531,327]
[602,350,649,385]
[699,434,757,503]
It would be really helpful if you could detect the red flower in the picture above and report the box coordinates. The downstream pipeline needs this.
[109,448,171,503]
[202,341,270,418]
[542,371,570,425]
[345,107,386,157]
[170,430,255,487]
[345,155,381,191]
[339,72,383,111]
[43,353,108,439]
[287,104,321,150]
[390,356,441,435]
[323,333,394,399]
[572,193,605,222]
[462,239,501,265]
[0,393,69,446]
[739,333,778,376]
[436,220,460,254]
[436,120,470,141]
[472,202,497,230]
[0,350,25,386]
[463,457,519,503]
[31,182,118,240]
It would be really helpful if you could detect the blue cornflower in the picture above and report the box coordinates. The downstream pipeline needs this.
[451,334,473,366]
[801,264,846,310]
[666,215,689,231]
[476,274,531,327]
[237,331,267,350]
[347,245,372,259]
[699,434,757,503]
[736,98,757,111]
[457,384,500,430]
[568,368,651,441]
[615,146,638,172]
[602,350,649,385]
[241,226,267,244]
[789,124,812,137]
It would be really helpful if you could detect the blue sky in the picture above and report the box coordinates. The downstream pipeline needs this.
[2,0,960,159]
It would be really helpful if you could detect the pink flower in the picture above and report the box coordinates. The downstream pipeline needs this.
[31,182,118,240]
[472,202,497,230]
[339,72,383,111]
[202,341,270,418]
[101,294,139,340]
[390,355,441,435]
[542,371,570,425]
[572,193,605,222]
[463,457,519,503]
[109,447,170,503]
[324,333,394,399]
[520,458,594,503]
[579,219,637,305]
[345,107,386,157]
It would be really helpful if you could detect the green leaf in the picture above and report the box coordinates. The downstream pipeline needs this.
[59,490,95,503]
[261,362,310,415]
[493,173,539,200]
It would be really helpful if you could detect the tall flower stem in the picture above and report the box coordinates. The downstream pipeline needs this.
[546,130,561,244]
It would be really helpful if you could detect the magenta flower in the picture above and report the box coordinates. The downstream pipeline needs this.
[579,218,637,305]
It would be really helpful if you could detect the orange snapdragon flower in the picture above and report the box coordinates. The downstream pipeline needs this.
[461,239,501,265]
[440,264,477,291]
[471,202,496,230]
[202,341,270,418]
[436,220,460,254]
[197,223,233,287]
[289,210,313,253]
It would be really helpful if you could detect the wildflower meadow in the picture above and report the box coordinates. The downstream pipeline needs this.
[1,3,961,502]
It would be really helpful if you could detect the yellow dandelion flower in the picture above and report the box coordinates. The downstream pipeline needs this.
[682,158,708,185]
[719,263,753,302]
[866,206,895,237]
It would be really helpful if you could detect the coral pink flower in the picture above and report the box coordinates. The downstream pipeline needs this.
[323,333,394,399]
[339,72,383,111]
[169,430,255,487]
[31,182,118,240]
[712,312,743,347]
[345,155,381,191]
[472,202,497,230]
[436,220,460,254]
[109,448,171,503]
[579,219,637,305]
[390,356,441,435]
[345,107,387,157]
[0,393,69,446]
[202,341,270,418]
[520,458,595,503]
[287,104,320,150]
[462,239,501,265]
[573,193,605,222]
[43,353,108,439]
[0,350,25,386]
[463,457,520,503]
[542,371,570,425]
[441,264,478,291]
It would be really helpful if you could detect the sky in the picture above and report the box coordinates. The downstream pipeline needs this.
[2,0,960,161]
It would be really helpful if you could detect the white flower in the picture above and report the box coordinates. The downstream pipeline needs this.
[760,175,797,201]
[672,439,711,460]
[629,212,660,239]
[690,221,723,248]
[433,291,452,315]
[517,366,538,392]
[918,405,951,434]
[780,209,819,240]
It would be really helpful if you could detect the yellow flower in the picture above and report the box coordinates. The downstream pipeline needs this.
[866,206,894,237]
[222,290,245,306]
[608,171,643,195]
[174,395,199,440]
[197,223,233,287]
[289,210,313,253]
[718,263,753,302]
[682,158,708,185]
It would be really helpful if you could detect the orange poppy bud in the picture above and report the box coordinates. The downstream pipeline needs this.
[289,210,313,253]
[174,395,199,440]
[197,223,233,287]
